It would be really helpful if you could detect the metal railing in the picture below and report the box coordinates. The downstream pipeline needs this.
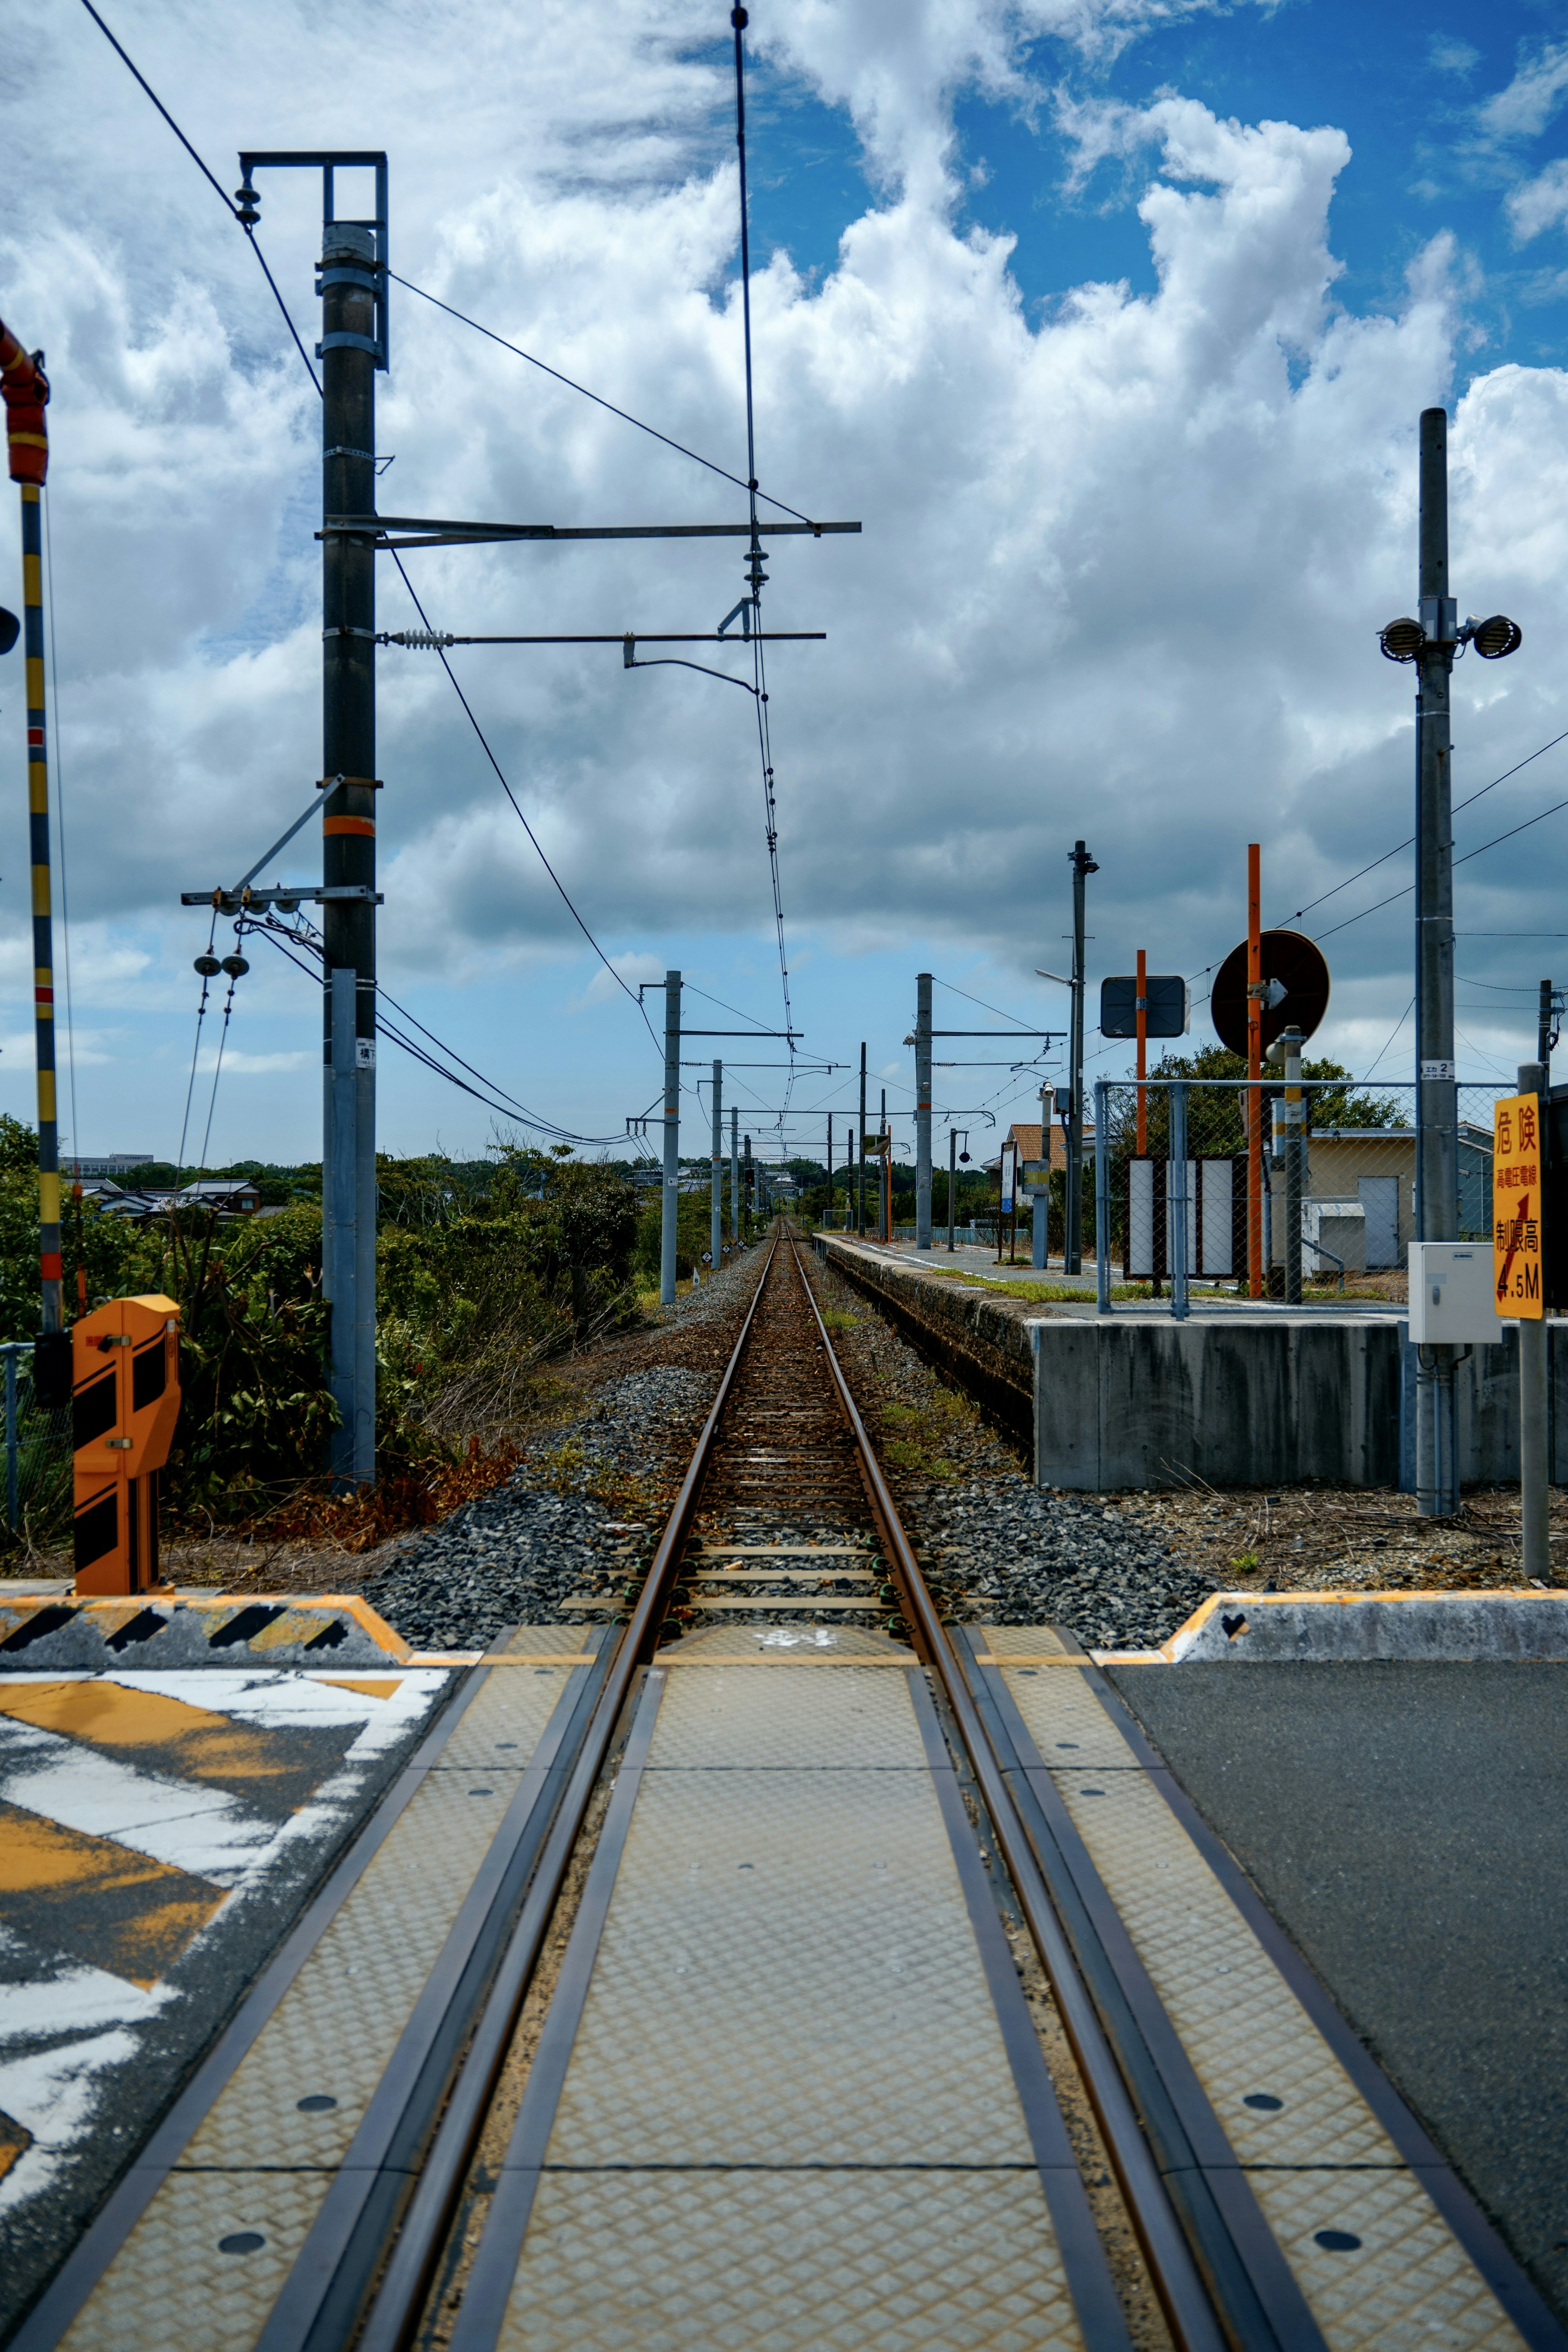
[1091,1078,1506,1318]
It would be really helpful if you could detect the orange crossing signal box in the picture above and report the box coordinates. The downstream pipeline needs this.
[72,1294,181,1596]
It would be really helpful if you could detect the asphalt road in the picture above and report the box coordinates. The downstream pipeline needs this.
[1109,1660,1568,2326]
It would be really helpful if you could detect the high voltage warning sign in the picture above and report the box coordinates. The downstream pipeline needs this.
[1494,1091,1544,1318]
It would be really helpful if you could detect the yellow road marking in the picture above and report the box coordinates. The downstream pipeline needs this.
[0,1798,225,1989]
[312,1676,403,1699]
[0,2107,33,2183]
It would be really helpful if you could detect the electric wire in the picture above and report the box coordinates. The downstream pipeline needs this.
[197,967,239,1170]
[41,493,80,1183]
[386,548,659,1057]
[388,272,813,525]
[76,0,323,398]
[173,911,219,1181]
[932,975,1045,1031]
[1360,997,1414,1083]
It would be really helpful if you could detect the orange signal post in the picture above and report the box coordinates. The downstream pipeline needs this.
[1136,948,1148,1154]
[1247,845,1263,1298]
[72,1295,181,1596]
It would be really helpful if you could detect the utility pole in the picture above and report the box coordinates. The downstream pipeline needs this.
[1034,1083,1051,1270]
[730,1106,739,1242]
[1247,846,1263,1300]
[948,1129,958,1252]
[826,1112,833,1232]
[320,218,380,1487]
[1066,839,1098,1274]
[915,973,933,1250]
[858,1043,867,1235]
[1415,411,1459,1519]
[1267,1025,1305,1305]
[880,1088,888,1241]
[743,1131,752,1238]
[710,1060,723,1273]
[662,971,681,1305]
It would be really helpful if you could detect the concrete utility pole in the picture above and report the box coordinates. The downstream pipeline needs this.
[826,1113,833,1232]
[661,971,681,1305]
[1065,840,1098,1274]
[730,1106,739,1242]
[1268,1025,1305,1306]
[915,973,933,1250]
[880,1088,888,1241]
[1033,1084,1051,1269]
[1518,1060,1550,1582]
[321,220,380,1486]
[710,1060,723,1274]
[1415,412,1460,1518]
[858,1043,867,1234]
[743,1131,752,1237]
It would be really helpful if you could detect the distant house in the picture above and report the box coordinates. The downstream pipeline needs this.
[99,1179,263,1221]
[987,1122,1068,1180]
[62,1154,155,1178]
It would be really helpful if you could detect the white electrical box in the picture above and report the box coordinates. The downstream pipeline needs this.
[1407,1242,1499,1344]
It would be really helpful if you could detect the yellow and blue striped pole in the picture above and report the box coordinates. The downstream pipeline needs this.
[0,322,60,1335]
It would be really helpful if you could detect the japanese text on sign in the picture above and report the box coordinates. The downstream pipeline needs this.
[1494,1091,1544,1318]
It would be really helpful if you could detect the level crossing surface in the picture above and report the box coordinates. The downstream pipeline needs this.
[5,1230,1565,2352]
[1109,1659,1568,2332]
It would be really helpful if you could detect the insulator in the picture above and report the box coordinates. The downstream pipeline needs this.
[391,629,454,650]
[194,953,220,977]
[220,954,249,978]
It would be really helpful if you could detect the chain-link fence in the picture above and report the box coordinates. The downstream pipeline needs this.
[0,1343,71,1555]
[1089,1079,1505,1313]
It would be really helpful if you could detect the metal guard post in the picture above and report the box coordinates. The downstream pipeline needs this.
[1094,1082,1111,1314]
[1169,1080,1189,1321]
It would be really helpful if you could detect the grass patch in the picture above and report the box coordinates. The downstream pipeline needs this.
[881,1436,959,1480]
[819,1306,860,1332]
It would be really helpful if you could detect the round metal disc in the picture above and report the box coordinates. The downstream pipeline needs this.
[1211,929,1330,1056]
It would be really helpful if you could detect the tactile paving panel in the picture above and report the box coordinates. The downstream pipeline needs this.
[994,1661,1142,1768]
[648,1662,923,1768]
[546,1764,1034,2166]
[58,1668,575,2351]
[978,1624,1074,1659]
[1247,2169,1529,2351]
[1043,1757,1400,2170]
[496,2168,1086,2352]
[58,2169,324,2352]
[178,1768,529,2169]
[437,1637,591,1770]
[659,1622,904,1658]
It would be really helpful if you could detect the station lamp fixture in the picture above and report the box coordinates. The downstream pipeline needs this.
[1379,611,1523,663]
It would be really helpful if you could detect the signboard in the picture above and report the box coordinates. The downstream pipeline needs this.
[999,1142,1016,1216]
[1494,1092,1544,1317]
[1211,930,1330,1056]
[1020,1159,1051,1191]
[1100,974,1188,1039]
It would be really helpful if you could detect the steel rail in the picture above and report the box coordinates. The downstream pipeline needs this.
[343,1240,779,2352]
[786,1232,1232,2352]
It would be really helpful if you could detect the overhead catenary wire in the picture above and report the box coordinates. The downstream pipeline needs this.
[76,0,323,397]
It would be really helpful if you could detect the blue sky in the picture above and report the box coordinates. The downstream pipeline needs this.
[4,0,1568,1170]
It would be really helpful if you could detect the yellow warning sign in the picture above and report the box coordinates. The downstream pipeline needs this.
[1493,1091,1544,1318]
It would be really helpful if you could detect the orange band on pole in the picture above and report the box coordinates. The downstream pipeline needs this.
[1136,946,1147,1156]
[1247,843,1263,1300]
[323,815,376,837]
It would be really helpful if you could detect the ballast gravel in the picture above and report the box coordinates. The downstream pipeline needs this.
[923,1482,1217,1654]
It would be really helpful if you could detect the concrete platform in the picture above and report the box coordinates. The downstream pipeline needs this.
[1108,1660,1568,2329]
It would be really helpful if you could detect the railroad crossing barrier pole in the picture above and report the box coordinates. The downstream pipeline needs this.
[1094,1081,1112,1313]
[710,1060,723,1273]
[2,327,64,1350]
[730,1105,739,1242]
[858,1041,867,1234]
[661,971,681,1304]
[1169,1079,1190,1321]
[915,972,933,1249]
[320,217,380,1486]
[1519,1059,1550,1581]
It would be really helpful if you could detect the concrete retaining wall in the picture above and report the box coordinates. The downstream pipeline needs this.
[1129,1588,1568,1663]
[815,1237,1568,1494]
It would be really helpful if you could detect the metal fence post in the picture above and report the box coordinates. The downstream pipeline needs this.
[1095,1081,1112,1314]
[1169,1080,1189,1320]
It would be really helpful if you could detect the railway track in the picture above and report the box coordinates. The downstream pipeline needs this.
[17,1230,1565,2352]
